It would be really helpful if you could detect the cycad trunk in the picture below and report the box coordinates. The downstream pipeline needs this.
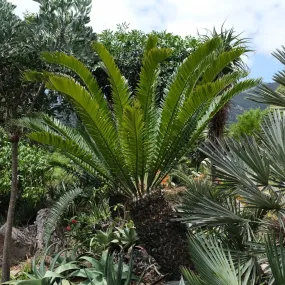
[129,191,193,280]
[1,135,19,283]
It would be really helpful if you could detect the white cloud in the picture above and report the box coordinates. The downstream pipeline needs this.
[9,0,39,15]
[8,0,285,55]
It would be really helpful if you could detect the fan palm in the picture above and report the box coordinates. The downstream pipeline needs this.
[177,110,285,283]
[176,45,285,284]
[19,35,258,278]
[181,233,285,285]
[250,45,285,108]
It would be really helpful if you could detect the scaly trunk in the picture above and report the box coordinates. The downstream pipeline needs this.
[1,135,19,283]
[129,191,193,280]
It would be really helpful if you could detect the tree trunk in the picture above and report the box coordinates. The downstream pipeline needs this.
[129,191,193,280]
[1,136,19,283]
[208,102,230,182]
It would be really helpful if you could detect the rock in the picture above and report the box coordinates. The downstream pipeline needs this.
[34,208,51,250]
[0,208,65,266]
[0,224,34,267]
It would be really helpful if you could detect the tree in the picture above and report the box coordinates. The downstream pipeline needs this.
[229,108,268,139]
[0,0,96,281]
[200,26,249,140]
[20,35,258,277]
[0,134,77,224]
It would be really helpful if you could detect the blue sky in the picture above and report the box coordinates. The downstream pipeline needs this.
[10,0,285,82]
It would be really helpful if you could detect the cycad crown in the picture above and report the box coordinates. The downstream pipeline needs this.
[21,35,259,198]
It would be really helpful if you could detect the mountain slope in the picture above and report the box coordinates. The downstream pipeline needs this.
[229,82,279,122]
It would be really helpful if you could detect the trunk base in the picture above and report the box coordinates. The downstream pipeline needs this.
[129,191,193,280]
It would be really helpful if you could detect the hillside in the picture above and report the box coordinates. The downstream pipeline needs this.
[228,82,279,122]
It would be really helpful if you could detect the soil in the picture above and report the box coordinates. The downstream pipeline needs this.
[129,190,194,280]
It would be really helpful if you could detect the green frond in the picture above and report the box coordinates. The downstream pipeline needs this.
[41,52,102,98]
[136,43,173,183]
[136,47,173,121]
[23,70,51,83]
[179,71,244,125]
[41,52,111,120]
[151,73,248,187]
[272,46,285,65]
[159,37,221,143]
[26,131,111,181]
[92,42,131,123]
[147,38,222,186]
[144,34,158,54]
[202,48,246,83]
[262,110,285,181]
[44,188,83,247]
[191,78,260,146]
[44,74,127,173]
[201,139,282,210]
[120,102,145,196]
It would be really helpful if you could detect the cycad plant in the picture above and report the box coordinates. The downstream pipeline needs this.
[21,35,257,198]
[20,35,258,277]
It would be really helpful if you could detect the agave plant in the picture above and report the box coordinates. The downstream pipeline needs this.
[5,246,141,285]
[20,35,258,199]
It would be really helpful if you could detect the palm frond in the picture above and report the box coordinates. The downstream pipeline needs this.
[120,102,145,195]
[266,234,285,285]
[178,184,247,227]
[188,234,241,285]
[45,187,83,246]
[181,268,205,285]
[92,42,131,124]
[249,84,285,107]
[202,48,246,83]
[201,139,281,210]
[262,110,285,182]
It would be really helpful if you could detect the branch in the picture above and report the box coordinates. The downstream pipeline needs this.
[28,82,45,113]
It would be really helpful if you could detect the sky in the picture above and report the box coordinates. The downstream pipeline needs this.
[9,0,285,82]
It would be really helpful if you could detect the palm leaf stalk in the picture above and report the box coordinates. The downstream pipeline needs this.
[19,35,258,199]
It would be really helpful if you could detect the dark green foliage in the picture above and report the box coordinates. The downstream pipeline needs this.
[0,134,75,198]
